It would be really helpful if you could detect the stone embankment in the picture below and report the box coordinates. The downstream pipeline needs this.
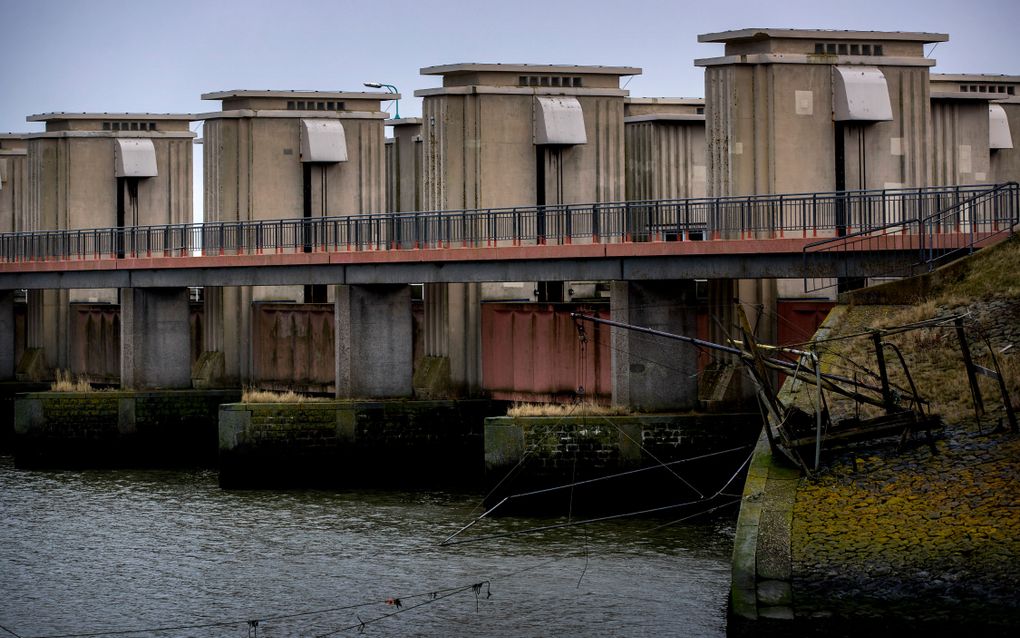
[731,236,1020,635]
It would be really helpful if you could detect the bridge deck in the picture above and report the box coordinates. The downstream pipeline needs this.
[0,183,1016,288]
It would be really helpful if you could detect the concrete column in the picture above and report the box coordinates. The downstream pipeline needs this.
[738,279,778,346]
[422,282,481,397]
[611,280,700,411]
[335,284,413,398]
[0,291,14,380]
[448,282,481,393]
[208,285,251,385]
[121,287,192,389]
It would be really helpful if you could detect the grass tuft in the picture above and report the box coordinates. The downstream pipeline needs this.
[241,388,329,403]
[49,369,93,392]
[507,402,631,417]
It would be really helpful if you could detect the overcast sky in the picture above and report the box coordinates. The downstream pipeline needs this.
[3,0,1019,130]
[2,0,1017,215]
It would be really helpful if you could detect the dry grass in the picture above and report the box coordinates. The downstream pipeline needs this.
[810,303,1017,426]
[241,388,329,403]
[507,402,632,417]
[49,369,93,392]
[947,234,1020,300]
[815,235,1020,423]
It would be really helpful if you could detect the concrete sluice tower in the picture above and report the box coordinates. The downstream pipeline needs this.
[624,97,707,203]
[414,63,640,399]
[695,28,948,347]
[929,74,1020,185]
[17,113,194,381]
[197,90,393,390]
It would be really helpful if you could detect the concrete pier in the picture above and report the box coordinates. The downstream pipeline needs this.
[334,284,413,398]
[121,287,192,389]
[0,291,14,380]
[611,279,700,410]
[484,412,762,513]
[13,389,240,468]
[218,399,505,488]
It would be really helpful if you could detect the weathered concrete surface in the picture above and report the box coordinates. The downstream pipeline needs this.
[120,287,192,389]
[0,381,49,453]
[611,280,700,410]
[218,399,505,489]
[0,290,14,380]
[485,413,761,513]
[334,284,413,398]
[13,389,240,467]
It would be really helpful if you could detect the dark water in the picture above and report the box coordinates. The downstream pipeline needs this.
[0,457,735,637]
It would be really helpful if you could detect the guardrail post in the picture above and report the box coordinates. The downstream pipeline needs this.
[776,194,783,238]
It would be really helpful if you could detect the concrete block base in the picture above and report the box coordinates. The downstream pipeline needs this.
[121,288,192,389]
[335,284,412,398]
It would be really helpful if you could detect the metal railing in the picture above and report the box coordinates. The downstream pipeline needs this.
[802,182,1020,292]
[1,183,1017,265]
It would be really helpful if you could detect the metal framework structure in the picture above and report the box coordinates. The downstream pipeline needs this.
[1,183,1016,265]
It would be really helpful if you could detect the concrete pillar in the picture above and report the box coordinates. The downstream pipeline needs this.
[738,279,778,346]
[0,291,14,380]
[121,288,192,389]
[422,282,481,396]
[27,289,67,374]
[335,284,413,398]
[611,280,700,411]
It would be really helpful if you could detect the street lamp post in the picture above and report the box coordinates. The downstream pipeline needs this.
[363,82,400,119]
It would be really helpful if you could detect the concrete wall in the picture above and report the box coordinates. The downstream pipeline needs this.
[626,121,706,201]
[0,291,14,380]
[385,118,422,213]
[334,284,412,398]
[484,413,761,512]
[203,115,385,223]
[703,62,933,198]
[419,92,627,210]
[13,389,239,467]
[625,99,706,201]
[929,74,1019,183]
[930,99,991,185]
[218,399,504,488]
[610,279,700,410]
[120,287,192,389]
[0,139,29,234]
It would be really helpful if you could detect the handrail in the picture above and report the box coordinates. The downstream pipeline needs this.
[801,182,1020,292]
[1,183,1017,265]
